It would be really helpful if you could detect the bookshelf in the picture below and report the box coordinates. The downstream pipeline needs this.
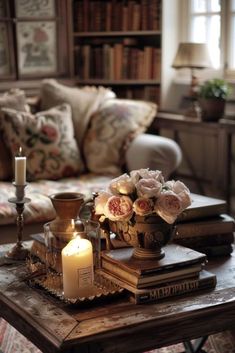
[69,0,162,104]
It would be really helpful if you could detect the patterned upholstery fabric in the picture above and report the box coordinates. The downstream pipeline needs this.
[0,89,30,181]
[1,104,84,180]
[0,174,112,226]
[40,79,116,148]
[83,99,157,174]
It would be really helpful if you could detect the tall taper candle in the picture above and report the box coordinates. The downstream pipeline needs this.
[15,147,26,185]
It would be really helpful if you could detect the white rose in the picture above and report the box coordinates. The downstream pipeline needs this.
[155,190,184,224]
[164,180,191,210]
[136,178,162,198]
[109,173,135,195]
[130,168,164,184]
[94,191,112,215]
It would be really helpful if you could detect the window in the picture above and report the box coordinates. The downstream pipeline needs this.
[181,0,235,78]
[0,0,70,81]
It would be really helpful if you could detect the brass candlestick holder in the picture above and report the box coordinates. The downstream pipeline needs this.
[6,183,31,260]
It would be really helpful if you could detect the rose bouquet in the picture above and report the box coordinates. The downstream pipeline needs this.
[94,168,192,225]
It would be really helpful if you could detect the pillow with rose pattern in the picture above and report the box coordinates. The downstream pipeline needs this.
[1,104,84,181]
[0,88,30,181]
[83,98,157,175]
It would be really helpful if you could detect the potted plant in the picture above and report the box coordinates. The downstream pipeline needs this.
[199,78,232,121]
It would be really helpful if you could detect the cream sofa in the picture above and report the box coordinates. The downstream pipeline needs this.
[0,80,182,244]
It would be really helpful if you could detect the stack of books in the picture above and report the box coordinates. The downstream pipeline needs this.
[174,194,235,257]
[100,244,216,304]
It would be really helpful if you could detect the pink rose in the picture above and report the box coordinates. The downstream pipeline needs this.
[164,180,191,210]
[94,191,112,215]
[104,195,133,221]
[155,191,183,224]
[133,198,154,216]
[136,178,162,198]
[109,173,135,195]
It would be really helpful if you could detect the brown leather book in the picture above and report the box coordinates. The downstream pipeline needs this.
[100,269,217,304]
[101,260,203,289]
[178,193,227,222]
[101,244,207,276]
[175,214,235,239]
[174,232,234,247]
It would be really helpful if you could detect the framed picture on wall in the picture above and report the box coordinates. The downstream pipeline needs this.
[0,23,11,76]
[15,0,55,18]
[16,21,57,77]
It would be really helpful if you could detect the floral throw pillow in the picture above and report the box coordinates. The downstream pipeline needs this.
[83,99,157,175]
[0,88,30,180]
[1,104,84,181]
[40,79,116,148]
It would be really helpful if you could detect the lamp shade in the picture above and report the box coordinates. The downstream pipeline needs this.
[172,42,211,69]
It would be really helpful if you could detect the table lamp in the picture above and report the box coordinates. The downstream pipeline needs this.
[172,42,211,118]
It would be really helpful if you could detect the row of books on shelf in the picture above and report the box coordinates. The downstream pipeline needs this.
[74,0,161,32]
[115,86,160,104]
[75,44,161,80]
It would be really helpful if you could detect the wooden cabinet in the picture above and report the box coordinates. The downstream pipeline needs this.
[69,0,162,103]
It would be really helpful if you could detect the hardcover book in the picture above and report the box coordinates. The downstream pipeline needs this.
[102,260,203,289]
[100,269,217,304]
[101,244,207,276]
[190,244,233,258]
[175,214,235,239]
[174,232,234,248]
[178,193,227,222]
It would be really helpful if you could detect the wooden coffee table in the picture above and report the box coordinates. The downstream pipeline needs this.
[0,242,235,353]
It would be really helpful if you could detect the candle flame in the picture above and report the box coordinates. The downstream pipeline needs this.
[63,237,91,256]
[73,232,81,240]
[18,147,22,157]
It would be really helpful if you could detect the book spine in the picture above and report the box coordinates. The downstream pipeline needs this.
[132,275,216,304]
[175,217,235,238]
[177,204,227,222]
[192,244,233,257]
[174,232,234,247]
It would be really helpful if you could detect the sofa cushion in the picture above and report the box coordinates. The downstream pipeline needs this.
[83,99,157,175]
[0,174,112,226]
[0,89,29,181]
[1,104,84,181]
[40,79,116,147]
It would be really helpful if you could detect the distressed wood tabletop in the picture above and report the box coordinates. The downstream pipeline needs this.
[0,243,235,353]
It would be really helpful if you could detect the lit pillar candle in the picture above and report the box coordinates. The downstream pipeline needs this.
[15,148,26,185]
[62,236,94,299]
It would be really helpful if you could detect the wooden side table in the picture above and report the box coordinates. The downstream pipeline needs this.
[150,111,234,213]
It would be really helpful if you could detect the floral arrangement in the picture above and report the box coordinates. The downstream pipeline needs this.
[94,169,192,224]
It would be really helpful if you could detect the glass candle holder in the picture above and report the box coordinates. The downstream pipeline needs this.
[42,218,100,278]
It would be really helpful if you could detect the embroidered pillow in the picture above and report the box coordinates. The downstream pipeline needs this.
[1,104,84,181]
[83,99,157,175]
[0,89,30,180]
[40,79,116,148]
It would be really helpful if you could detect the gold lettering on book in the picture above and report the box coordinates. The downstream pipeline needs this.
[149,280,199,300]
